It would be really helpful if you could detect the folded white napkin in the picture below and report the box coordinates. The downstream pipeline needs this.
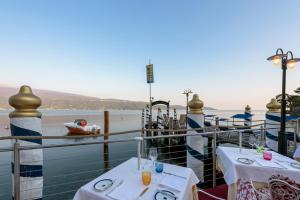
[294,146,300,158]
[107,180,144,200]
[160,174,186,192]
[255,159,284,168]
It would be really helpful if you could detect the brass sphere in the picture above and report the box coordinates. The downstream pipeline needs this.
[9,85,42,118]
[266,98,280,112]
[188,94,204,114]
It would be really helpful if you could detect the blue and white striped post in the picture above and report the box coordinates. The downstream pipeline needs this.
[186,94,206,182]
[9,86,43,200]
[244,105,252,127]
[265,98,281,151]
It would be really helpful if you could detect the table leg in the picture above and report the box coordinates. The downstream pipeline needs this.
[192,185,199,200]
[227,183,237,200]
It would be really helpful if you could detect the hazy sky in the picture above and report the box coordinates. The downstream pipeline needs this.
[1,0,300,109]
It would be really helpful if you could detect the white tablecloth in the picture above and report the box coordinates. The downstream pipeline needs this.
[216,146,300,185]
[73,157,199,200]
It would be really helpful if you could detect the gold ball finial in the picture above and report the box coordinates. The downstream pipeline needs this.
[245,105,251,112]
[266,98,281,112]
[9,85,42,118]
[188,94,204,114]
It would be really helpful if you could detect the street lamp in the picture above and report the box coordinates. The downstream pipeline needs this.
[182,89,193,128]
[267,48,300,155]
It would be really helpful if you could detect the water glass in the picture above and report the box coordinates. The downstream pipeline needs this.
[249,135,256,149]
[155,162,164,173]
[149,147,158,167]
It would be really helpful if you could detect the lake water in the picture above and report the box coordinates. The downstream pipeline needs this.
[0,109,266,199]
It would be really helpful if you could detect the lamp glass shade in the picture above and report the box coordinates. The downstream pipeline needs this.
[287,60,296,69]
[272,55,281,66]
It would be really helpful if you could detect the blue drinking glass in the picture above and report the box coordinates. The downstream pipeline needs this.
[155,162,164,173]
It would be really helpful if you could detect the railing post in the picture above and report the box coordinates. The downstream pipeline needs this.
[215,117,219,128]
[14,141,20,200]
[260,125,264,145]
[141,109,145,158]
[239,131,242,153]
[212,131,217,188]
[104,111,109,172]
[294,120,298,152]
[136,137,143,171]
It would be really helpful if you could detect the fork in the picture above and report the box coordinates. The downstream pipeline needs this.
[105,179,124,196]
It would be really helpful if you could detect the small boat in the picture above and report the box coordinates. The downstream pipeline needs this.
[64,119,101,135]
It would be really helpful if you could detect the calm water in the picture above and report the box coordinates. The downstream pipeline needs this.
[0,109,266,199]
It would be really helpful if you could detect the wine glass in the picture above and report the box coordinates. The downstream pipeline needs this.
[249,135,256,149]
[148,147,158,168]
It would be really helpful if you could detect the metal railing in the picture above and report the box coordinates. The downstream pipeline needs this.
[0,126,298,200]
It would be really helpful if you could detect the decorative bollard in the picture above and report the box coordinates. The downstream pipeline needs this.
[265,98,281,151]
[244,105,252,127]
[9,86,43,200]
[186,94,206,183]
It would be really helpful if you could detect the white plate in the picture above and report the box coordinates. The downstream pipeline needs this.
[154,190,177,200]
[237,157,254,165]
[93,179,113,192]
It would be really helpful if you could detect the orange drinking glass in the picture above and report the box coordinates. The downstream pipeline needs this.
[142,171,151,185]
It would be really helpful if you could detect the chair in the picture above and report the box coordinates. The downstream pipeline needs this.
[269,176,300,200]
[236,179,271,200]
[198,184,228,200]
[250,181,271,200]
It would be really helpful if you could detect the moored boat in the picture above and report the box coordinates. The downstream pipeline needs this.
[64,119,101,135]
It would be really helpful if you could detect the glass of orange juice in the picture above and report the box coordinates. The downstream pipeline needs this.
[142,171,151,185]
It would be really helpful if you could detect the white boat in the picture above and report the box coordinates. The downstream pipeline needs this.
[64,119,101,135]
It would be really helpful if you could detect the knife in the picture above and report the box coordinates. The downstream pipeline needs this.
[136,187,149,199]
[163,171,187,179]
[105,179,124,196]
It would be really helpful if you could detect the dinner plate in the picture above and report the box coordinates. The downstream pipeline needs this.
[290,162,300,169]
[237,157,254,165]
[93,179,113,192]
[154,190,177,200]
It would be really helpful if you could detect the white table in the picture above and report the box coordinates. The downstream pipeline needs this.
[73,157,199,200]
[217,146,300,199]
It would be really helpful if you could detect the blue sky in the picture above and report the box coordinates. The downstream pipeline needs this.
[1,0,300,109]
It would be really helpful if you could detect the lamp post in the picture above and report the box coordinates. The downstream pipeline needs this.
[267,48,300,155]
[182,89,193,128]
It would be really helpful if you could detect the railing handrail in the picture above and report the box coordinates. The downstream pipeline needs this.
[0,127,286,152]
[0,125,295,141]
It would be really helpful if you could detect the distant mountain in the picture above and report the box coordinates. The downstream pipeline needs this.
[0,85,215,110]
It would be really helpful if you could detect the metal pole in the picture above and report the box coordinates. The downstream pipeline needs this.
[149,83,152,128]
[136,137,142,171]
[239,131,242,153]
[14,141,20,200]
[186,94,188,128]
[215,117,219,128]
[104,111,109,171]
[279,60,287,155]
[212,131,217,188]
[141,110,145,158]
[149,83,152,135]
[295,120,298,152]
[260,125,264,145]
